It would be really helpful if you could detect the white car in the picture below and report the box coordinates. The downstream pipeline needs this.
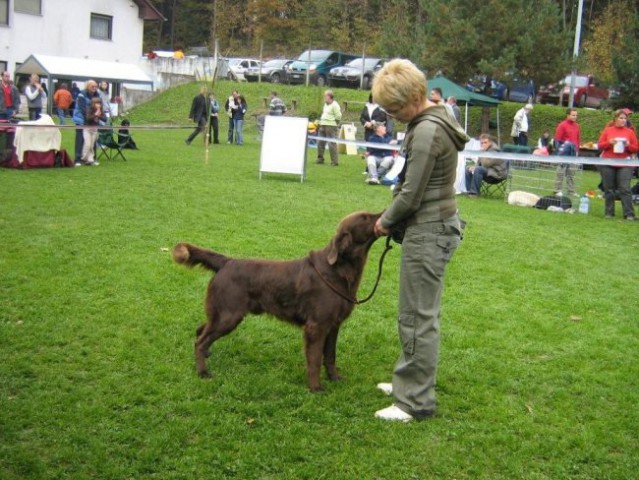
[227,58,261,81]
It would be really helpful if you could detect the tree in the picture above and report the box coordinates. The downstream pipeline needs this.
[609,5,639,109]
[582,0,636,84]
[378,0,570,87]
[143,0,213,52]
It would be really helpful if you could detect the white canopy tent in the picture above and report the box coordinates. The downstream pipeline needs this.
[15,54,154,112]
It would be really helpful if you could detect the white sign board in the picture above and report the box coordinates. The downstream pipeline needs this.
[259,115,308,182]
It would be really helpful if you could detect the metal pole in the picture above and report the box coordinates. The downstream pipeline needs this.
[360,45,366,89]
[258,40,263,83]
[568,0,584,108]
[306,43,311,87]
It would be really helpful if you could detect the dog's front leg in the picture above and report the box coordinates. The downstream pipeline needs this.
[303,322,326,392]
[323,326,342,382]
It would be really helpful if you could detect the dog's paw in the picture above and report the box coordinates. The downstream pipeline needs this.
[328,373,343,382]
[309,384,325,393]
[197,370,212,379]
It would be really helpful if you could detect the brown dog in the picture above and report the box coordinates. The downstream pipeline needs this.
[173,211,382,392]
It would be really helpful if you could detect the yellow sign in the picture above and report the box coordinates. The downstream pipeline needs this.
[338,124,358,155]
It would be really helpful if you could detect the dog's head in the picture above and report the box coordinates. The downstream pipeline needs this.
[327,211,382,266]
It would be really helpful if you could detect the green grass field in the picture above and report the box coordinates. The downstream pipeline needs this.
[1,81,638,479]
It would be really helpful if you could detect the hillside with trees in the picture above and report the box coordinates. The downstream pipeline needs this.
[143,0,639,109]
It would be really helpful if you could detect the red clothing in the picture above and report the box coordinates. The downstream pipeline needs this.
[53,88,73,109]
[2,83,13,107]
[598,125,639,162]
[554,119,580,151]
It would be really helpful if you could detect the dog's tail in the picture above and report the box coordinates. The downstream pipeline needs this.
[172,243,231,273]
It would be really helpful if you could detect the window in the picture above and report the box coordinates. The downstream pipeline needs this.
[0,0,8,24]
[90,13,112,40]
[0,61,7,73]
[14,0,41,15]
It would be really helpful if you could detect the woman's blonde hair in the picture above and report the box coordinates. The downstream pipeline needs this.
[372,59,426,110]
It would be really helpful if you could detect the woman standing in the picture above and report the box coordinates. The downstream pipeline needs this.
[25,73,47,120]
[81,97,105,166]
[97,81,112,124]
[208,92,220,144]
[597,109,638,220]
[232,94,247,145]
[371,59,470,422]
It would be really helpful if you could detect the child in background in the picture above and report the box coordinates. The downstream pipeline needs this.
[81,97,105,166]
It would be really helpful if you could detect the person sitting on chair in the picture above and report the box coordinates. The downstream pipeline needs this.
[465,133,506,197]
[365,122,397,185]
[118,119,138,149]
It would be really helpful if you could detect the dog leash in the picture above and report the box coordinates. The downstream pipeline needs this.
[310,236,394,305]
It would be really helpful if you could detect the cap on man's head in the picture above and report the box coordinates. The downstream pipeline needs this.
[622,108,632,115]
[525,103,534,110]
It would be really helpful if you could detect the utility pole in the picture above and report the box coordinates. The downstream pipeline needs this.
[567,0,584,108]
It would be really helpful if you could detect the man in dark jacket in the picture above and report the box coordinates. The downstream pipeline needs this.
[0,71,21,120]
[465,133,506,196]
[185,86,208,145]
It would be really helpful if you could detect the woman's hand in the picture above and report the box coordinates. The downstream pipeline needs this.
[374,218,390,237]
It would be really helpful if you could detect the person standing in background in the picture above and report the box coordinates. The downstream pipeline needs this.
[597,109,639,220]
[224,90,238,144]
[360,94,388,141]
[208,92,220,144]
[53,83,72,125]
[25,74,47,120]
[97,81,112,124]
[511,103,533,146]
[447,96,461,124]
[72,80,100,166]
[316,90,342,166]
[81,97,106,166]
[0,71,20,120]
[553,108,581,196]
[232,94,247,145]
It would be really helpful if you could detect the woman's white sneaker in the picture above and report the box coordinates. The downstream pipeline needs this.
[375,404,414,422]
[376,382,393,396]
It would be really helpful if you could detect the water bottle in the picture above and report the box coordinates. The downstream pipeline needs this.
[579,195,590,214]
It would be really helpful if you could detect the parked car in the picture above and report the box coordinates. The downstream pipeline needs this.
[465,76,507,100]
[537,74,609,108]
[227,58,262,81]
[244,58,293,83]
[286,50,358,86]
[327,57,386,89]
[503,75,535,103]
[466,74,534,103]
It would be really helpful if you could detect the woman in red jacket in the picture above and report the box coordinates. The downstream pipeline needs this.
[597,109,639,220]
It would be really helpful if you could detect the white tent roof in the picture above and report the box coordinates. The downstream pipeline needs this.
[15,54,153,86]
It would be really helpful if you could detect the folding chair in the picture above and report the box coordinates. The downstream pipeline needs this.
[97,129,127,161]
[480,176,508,197]
[480,161,510,198]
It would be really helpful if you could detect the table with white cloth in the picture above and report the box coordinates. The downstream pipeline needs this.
[13,114,62,164]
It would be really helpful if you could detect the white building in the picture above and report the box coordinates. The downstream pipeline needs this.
[0,0,164,74]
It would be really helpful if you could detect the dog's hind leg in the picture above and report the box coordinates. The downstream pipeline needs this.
[303,322,329,392]
[194,312,244,378]
[323,326,342,382]
[195,323,212,357]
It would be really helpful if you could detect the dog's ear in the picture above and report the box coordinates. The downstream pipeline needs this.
[327,232,352,265]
